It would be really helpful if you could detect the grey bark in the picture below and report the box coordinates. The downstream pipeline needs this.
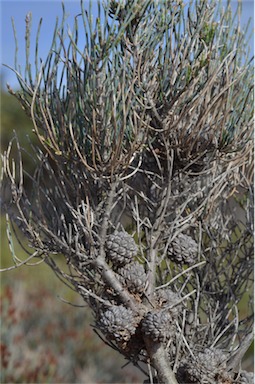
[144,338,179,384]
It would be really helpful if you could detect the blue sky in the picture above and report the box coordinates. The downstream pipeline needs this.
[1,0,254,90]
[1,1,97,88]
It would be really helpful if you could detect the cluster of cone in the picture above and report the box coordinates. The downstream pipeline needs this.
[96,231,187,353]
[95,231,236,382]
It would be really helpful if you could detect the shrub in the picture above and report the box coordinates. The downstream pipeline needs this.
[1,1,253,382]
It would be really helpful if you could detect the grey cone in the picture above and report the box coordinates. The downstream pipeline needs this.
[117,261,147,293]
[97,305,137,342]
[177,347,228,383]
[168,233,198,265]
[154,288,182,316]
[105,231,138,266]
[142,309,176,342]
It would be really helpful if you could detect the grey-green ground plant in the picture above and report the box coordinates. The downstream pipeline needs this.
[1,0,254,383]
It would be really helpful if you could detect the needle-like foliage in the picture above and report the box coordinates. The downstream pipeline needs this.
[1,1,253,383]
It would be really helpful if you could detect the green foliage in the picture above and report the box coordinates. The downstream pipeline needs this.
[1,91,38,177]
[1,92,33,147]
[6,0,253,178]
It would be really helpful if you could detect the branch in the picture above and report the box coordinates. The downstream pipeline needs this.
[95,257,141,313]
[144,338,179,384]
